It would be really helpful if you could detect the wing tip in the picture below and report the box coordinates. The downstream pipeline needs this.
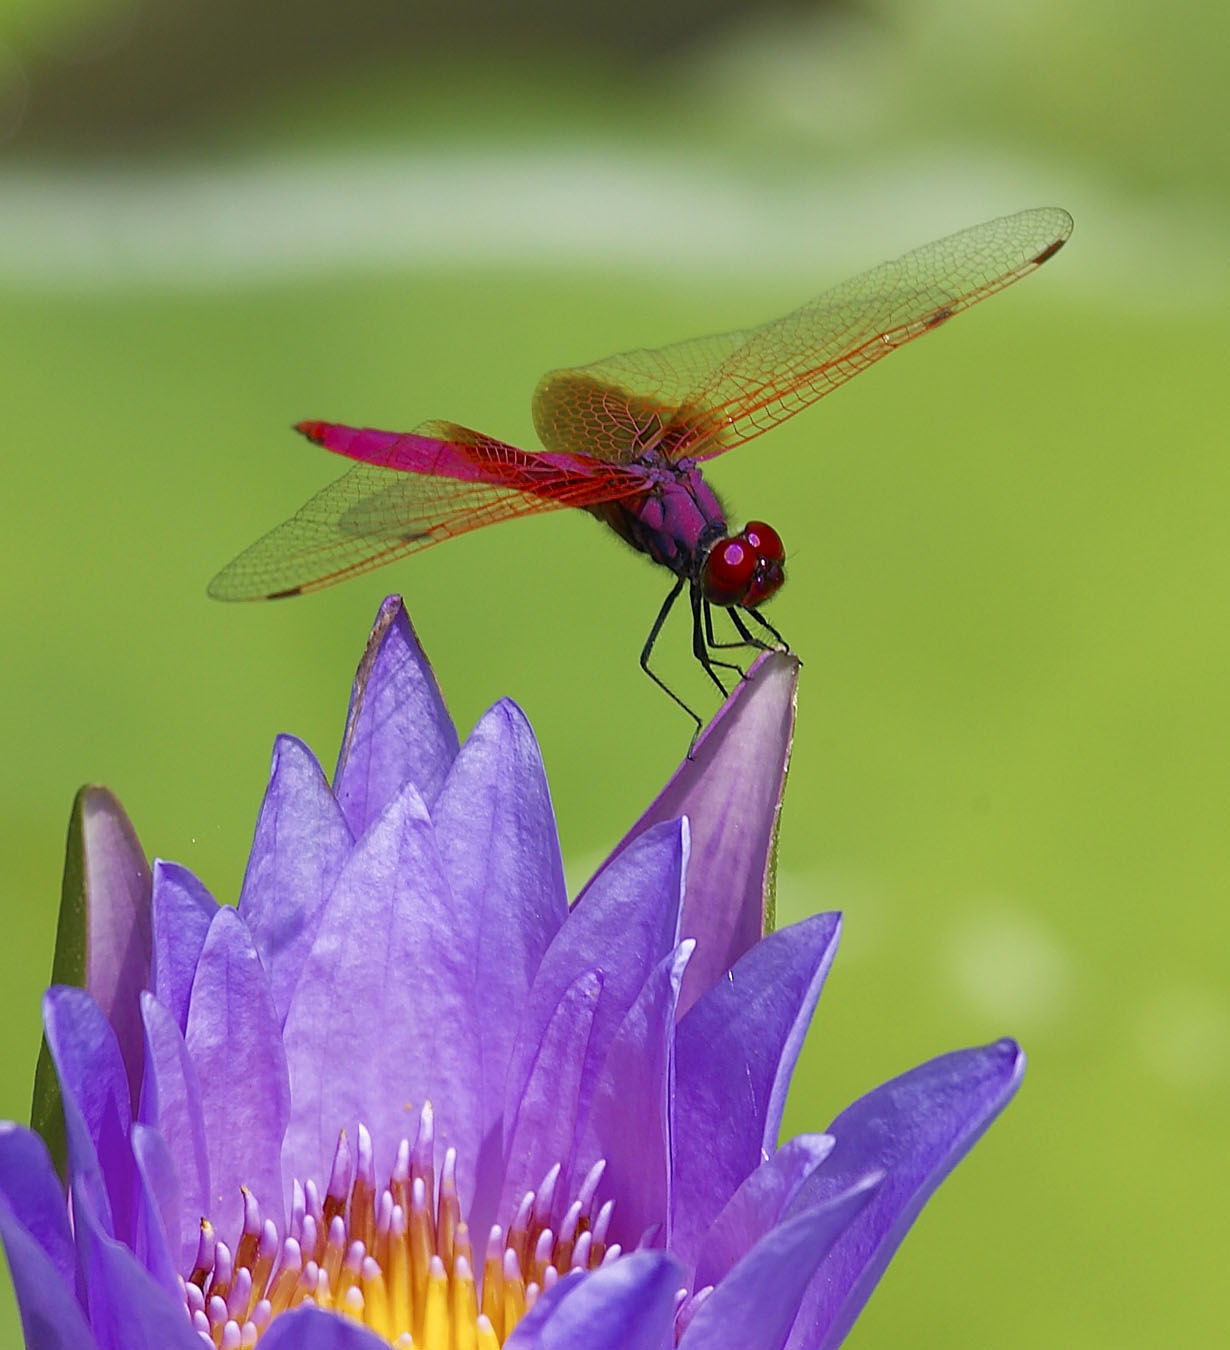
[207,569,305,602]
[1029,207,1074,266]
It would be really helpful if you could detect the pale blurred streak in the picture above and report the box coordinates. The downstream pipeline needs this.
[0,145,1224,314]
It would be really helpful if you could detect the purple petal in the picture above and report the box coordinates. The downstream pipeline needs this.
[785,1039,1027,1350]
[597,651,797,1016]
[507,820,687,1144]
[333,596,459,832]
[505,1250,683,1350]
[184,908,290,1242]
[0,1178,96,1350]
[673,913,841,1263]
[432,698,569,1221]
[282,780,480,1197]
[77,787,153,1110]
[0,1124,74,1287]
[150,861,216,1032]
[680,1174,880,1350]
[693,1134,834,1290]
[138,992,209,1271]
[500,969,602,1216]
[260,1305,410,1349]
[238,734,354,1022]
[71,1173,201,1350]
[128,1124,180,1298]
[576,942,692,1250]
[41,987,136,1246]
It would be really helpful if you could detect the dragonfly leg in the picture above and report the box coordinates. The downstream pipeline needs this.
[729,606,775,650]
[641,577,703,735]
[702,602,752,673]
[690,586,744,694]
[740,606,789,650]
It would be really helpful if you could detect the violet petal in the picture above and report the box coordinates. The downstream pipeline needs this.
[507,819,687,1141]
[34,788,152,1144]
[594,651,797,1015]
[128,1124,180,1298]
[0,1180,96,1350]
[505,1250,683,1350]
[692,1134,834,1290]
[333,596,459,831]
[785,1039,1027,1350]
[576,942,692,1250]
[78,788,152,1108]
[260,1304,409,1349]
[673,912,841,1262]
[281,779,480,1197]
[0,1124,74,1287]
[500,968,602,1216]
[434,699,569,1173]
[41,987,136,1246]
[238,734,354,1023]
[184,908,290,1243]
[680,1174,880,1350]
[71,1171,201,1350]
[149,861,216,1033]
[137,992,209,1271]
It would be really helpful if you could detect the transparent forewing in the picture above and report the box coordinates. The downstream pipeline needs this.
[532,329,749,463]
[208,421,649,600]
[532,207,1072,464]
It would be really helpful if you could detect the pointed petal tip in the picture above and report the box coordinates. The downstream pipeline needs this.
[77,782,131,817]
[994,1036,1027,1088]
[692,648,799,758]
[270,730,318,764]
[474,694,537,741]
[334,594,459,828]
[75,784,149,878]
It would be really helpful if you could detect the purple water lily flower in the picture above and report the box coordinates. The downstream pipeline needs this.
[1,598,1024,1350]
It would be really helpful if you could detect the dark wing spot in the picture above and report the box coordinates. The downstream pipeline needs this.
[267,586,304,599]
[1032,237,1067,265]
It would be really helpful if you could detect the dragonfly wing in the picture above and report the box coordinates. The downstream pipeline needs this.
[682,206,1072,458]
[532,330,748,463]
[208,421,648,601]
[531,207,1071,464]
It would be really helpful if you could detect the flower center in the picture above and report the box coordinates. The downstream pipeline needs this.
[182,1104,616,1347]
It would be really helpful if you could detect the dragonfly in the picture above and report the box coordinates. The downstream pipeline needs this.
[210,206,1072,728]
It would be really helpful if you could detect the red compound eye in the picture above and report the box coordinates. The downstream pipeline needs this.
[743,521,785,563]
[703,537,757,605]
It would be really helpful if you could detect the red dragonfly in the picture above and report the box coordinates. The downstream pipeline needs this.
[210,206,1071,726]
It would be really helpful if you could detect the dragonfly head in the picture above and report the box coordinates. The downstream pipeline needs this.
[701,521,786,609]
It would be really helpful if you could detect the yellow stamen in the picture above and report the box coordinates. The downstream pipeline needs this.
[183,1108,613,1347]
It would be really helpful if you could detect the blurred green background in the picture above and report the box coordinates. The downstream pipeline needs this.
[1,0,1226,1345]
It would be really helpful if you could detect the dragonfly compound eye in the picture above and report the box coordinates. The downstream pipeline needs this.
[742,520,785,565]
[702,537,759,606]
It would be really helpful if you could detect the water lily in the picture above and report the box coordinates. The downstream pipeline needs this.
[0,597,1024,1350]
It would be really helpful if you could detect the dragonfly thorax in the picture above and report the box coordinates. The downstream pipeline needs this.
[589,460,729,577]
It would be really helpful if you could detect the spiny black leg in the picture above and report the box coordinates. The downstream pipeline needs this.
[741,606,788,648]
[640,577,702,734]
[690,585,743,696]
[704,601,769,654]
[702,600,750,675]
[728,607,771,648]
